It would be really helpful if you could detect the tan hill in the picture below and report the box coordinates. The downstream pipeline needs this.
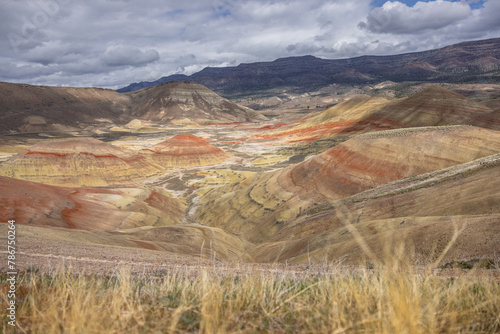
[249,153,500,266]
[143,133,230,167]
[195,126,500,243]
[259,86,500,142]
[0,81,264,134]
[0,138,163,187]
[0,82,131,133]
[127,81,266,124]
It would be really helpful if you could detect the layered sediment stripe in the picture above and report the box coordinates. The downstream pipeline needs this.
[0,138,164,187]
[143,134,230,167]
[0,176,185,231]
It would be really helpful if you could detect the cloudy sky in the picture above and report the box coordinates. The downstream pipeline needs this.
[1,0,499,89]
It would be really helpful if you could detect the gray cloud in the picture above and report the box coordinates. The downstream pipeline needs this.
[23,40,72,65]
[0,0,499,88]
[286,43,328,55]
[101,46,159,67]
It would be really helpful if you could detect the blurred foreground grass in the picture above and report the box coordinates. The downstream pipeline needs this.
[1,265,499,333]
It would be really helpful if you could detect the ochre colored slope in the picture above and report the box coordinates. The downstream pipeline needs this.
[258,86,500,142]
[249,154,500,265]
[195,126,500,243]
[0,176,185,231]
[0,138,163,187]
[143,134,230,167]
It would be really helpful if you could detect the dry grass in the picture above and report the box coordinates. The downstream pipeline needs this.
[1,264,499,333]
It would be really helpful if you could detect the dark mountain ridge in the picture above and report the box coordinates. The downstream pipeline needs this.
[118,38,500,95]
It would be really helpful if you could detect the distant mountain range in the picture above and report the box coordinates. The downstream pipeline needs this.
[118,38,500,96]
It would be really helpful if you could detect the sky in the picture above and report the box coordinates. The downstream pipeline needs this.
[0,0,499,89]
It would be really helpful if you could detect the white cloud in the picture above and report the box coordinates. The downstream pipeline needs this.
[460,0,500,34]
[361,0,471,34]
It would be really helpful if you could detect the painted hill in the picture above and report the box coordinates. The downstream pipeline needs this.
[127,81,266,124]
[249,153,500,265]
[195,126,500,243]
[143,134,230,167]
[0,138,163,187]
[258,86,500,142]
[255,94,394,142]
[0,176,185,231]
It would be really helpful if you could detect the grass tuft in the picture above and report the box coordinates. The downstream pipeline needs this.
[2,265,499,333]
